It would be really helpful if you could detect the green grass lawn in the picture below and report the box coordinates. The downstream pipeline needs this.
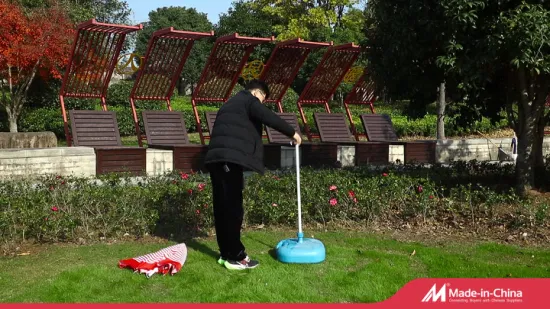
[1,230,549,303]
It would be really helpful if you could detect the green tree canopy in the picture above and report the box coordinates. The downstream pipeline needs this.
[436,0,550,193]
[215,0,278,67]
[17,0,132,24]
[366,0,550,193]
[365,0,459,117]
[237,0,367,95]
[249,0,361,41]
[134,6,214,95]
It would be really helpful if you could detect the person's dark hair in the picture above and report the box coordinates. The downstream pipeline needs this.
[245,79,270,99]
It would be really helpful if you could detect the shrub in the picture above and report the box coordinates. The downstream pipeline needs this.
[0,94,97,135]
[281,88,300,112]
[3,90,509,141]
[3,97,218,140]
[170,96,223,133]
[1,163,547,247]
[25,78,96,110]
[9,105,150,140]
[17,108,65,137]
[106,80,134,106]
[105,80,173,107]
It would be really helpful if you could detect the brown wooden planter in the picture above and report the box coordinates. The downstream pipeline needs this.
[355,142,391,166]
[361,114,436,164]
[95,147,146,175]
[142,111,210,173]
[404,141,436,164]
[69,110,146,176]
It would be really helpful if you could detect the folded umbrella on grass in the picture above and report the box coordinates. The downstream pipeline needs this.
[118,243,188,278]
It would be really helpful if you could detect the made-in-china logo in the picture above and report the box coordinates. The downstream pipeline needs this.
[422,283,523,304]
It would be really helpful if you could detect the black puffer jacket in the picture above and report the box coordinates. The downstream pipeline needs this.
[204,90,295,174]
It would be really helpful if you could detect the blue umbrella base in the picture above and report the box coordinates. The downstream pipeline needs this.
[275,235,325,264]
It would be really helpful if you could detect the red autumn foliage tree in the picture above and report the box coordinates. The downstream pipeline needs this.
[0,0,74,132]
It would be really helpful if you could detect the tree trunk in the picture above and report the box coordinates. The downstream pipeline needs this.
[178,77,185,96]
[532,115,546,188]
[516,112,538,194]
[515,67,547,195]
[4,60,40,133]
[436,82,446,140]
[5,107,18,133]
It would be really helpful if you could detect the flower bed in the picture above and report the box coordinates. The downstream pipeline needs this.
[0,162,548,248]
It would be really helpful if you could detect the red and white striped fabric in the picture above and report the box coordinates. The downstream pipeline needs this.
[118,243,188,278]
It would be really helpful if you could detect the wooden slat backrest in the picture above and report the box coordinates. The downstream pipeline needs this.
[205,111,218,134]
[69,110,122,147]
[360,114,398,141]
[142,111,189,146]
[313,112,355,143]
[266,113,302,144]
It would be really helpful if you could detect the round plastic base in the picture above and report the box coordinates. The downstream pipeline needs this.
[275,234,326,264]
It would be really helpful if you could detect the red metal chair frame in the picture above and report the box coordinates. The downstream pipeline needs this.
[258,38,331,140]
[296,43,361,141]
[59,19,142,146]
[343,68,378,141]
[260,38,332,112]
[191,33,274,145]
[129,27,214,146]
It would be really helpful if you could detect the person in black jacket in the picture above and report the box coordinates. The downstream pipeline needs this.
[204,79,302,270]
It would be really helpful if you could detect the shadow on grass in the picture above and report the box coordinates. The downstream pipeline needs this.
[245,234,280,261]
[268,249,278,261]
[185,238,219,261]
[153,225,219,262]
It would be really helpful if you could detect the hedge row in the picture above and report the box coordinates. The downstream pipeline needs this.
[1,162,548,245]
[0,101,219,139]
[1,80,508,139]
[1,103,507,141]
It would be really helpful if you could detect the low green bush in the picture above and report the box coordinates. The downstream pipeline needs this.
[106,81,134,107]
[9,104,507,140]
[1,163,547,245]
[7,90,508,140]
[18,108,66,137]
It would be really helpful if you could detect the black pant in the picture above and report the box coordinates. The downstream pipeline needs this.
[209,162,247,261]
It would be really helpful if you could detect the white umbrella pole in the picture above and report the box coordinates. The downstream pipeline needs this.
[295,144,303,240]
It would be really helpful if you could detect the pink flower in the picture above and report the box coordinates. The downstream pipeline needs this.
[348,190,355,198]
[329,185,337,191]
[329,198,338,206]
[416,185,423,194]
[272,203,278,207]
[51,206,58,212]
[56,175,62,179]
[188,189,193,195]
[195,210,200,215]
[353,197,358,203]
[198,183,206,191]
[382,173,388,177]
[180,173,189,180]
[429,195,434,199]
[61,181,66,185]
[49,186,54,191]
